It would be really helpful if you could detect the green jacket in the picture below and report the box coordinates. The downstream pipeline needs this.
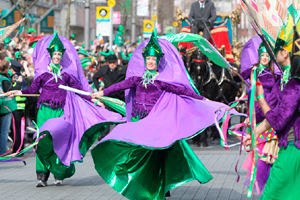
[0,75,17,114]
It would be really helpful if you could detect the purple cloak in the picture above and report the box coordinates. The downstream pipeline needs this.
[97,38,241,149]
[32,35,125,167]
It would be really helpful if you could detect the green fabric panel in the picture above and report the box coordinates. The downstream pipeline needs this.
[36,106,74,180]
[260,143,300,200]
[91,140,212,200]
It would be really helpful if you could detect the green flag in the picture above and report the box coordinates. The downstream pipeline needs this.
[100,96,126,116]
[159,33,232,69]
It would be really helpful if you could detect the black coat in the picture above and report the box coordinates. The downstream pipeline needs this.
[188,0,217,29]
[93,65,127,101]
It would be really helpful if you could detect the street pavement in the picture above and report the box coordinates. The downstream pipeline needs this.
[0,136,259,200]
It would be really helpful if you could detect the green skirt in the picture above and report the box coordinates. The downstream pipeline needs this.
[35,106,77,180]
[260,142,300,200]
[91,115,213,200]
[35,105,110,180]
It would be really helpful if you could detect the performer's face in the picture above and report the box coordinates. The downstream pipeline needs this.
[146,56,157,70]
[260,53,270,66]
[276,49,289,65]
[52,51,62,65]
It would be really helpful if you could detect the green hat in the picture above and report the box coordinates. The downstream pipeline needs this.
[274,13,294,56]
[118,25,124,32]
[80,57,91,68]
[99,51,115,57]
[4,37,11,44]
[142,28,164,66]
[71,34,75,39]
[28,28,36,33]
[78,48,89,57]
[15,51,21,59]
[47,30,66,58]
[121,51,132,61]
[258,42,269,61]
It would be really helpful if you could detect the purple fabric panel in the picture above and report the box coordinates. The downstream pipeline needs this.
[100,91,241,148]
[265,79,300,148]
[241,36,282,76]
[32,35,91,93]
[96,38,243,149]
[38,91,125,166]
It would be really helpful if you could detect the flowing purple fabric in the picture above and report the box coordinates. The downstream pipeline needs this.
[33,35,125,166]
[99,38,241,149]
[241,36,282,77]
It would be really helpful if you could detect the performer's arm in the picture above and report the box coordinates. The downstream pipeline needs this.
[263,80,300,132]
[22,74,43,94]
[65,74,92,101]
[233,67,251,82]
[159,81,205,100]
[102,76,138,97]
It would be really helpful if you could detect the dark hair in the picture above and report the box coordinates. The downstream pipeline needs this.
[0,51,8,61]
[0,43,5,51]
[0,59,10,72]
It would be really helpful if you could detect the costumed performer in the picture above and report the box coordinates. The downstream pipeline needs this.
[232,40,281,193]
[6,31,125,187]
[91,29,241,200]
[243,22,300,200]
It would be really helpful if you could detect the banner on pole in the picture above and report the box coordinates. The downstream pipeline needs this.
[96,7,110,22]
[113,11,120,24]
[137,0,149,17]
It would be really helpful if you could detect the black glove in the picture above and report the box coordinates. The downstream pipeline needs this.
[191,19,196,26]
[204,20,210,26]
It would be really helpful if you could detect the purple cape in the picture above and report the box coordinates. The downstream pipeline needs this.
[33,35,125,166]
[98,38,241,149]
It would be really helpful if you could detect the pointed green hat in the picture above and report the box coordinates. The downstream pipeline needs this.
[142,28,164,66]
[47,30,66,58]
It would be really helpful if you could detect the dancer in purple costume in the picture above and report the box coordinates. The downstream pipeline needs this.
[6,31,125,187]
[91,29,241,200]
[232,39,281,194]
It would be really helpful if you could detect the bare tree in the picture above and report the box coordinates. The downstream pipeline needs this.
[120,0,131,30]
[10,0,39,21]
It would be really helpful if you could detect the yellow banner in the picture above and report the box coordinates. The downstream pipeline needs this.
[143,20,154,33]
[96,7,110,22]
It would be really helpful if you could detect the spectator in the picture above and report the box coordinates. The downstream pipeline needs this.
[188,0,217,40]
[0,58,17,155]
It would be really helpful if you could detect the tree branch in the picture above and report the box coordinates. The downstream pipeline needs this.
[25,0,39,14]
